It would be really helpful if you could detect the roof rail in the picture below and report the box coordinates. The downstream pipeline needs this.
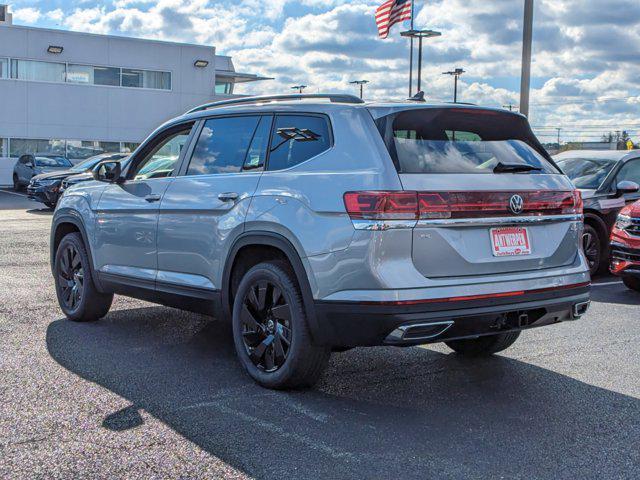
[186,93,365,114]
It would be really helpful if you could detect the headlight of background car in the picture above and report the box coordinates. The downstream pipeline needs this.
[615,214,632,230]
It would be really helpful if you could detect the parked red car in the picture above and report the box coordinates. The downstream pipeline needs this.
[610,200,640,292]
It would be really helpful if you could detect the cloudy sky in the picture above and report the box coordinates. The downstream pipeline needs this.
[8,0,640,142]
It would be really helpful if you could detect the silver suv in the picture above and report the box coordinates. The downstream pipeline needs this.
[50,94,591,389]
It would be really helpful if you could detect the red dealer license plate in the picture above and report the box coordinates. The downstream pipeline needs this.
[490,227,532,257]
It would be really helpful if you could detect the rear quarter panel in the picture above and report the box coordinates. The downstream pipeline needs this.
[245,106,401,297]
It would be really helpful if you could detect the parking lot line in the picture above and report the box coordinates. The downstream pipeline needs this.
[592,280,623,287]
[0,189,28,198]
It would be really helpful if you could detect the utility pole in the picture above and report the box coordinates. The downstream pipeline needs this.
[291,85,307,94]
[556,127,561,147]
[519,0,534,117]
[442,68,465,103]
[503,104,518,112]
[349,80,369,99]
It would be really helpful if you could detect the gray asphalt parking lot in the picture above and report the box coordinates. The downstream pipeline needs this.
[0,188,639,479]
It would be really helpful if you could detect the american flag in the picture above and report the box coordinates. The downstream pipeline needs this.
[375,0,412,39]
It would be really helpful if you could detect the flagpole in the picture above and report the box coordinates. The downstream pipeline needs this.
[408,0,415,96]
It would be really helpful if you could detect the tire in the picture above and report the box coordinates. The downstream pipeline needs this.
[54,232,113,322]
[232,261,330,389]
[582,224,603,277]
[445,331,521,357]
[13,174,21,191]
[622,276,640,292]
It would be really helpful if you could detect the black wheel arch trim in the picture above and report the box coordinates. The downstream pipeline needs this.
[50,212,104,292]
[222,231,320,341]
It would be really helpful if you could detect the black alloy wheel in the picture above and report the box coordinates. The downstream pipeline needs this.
[239,280,293,372]
[57,243,85,311]
[582,225,601,276]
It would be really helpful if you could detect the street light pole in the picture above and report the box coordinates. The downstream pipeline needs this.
[349,80,369,99]
[442,68,465,103]
[519,0,534,117]
[291,85,307,94]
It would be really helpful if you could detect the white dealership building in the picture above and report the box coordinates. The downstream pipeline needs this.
[0,4,268,184]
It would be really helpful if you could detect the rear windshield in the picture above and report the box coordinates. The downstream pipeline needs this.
[375,108,558,175]
[555,157,617,189]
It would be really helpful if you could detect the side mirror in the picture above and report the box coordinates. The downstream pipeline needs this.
[616,180,640,197]
[92,160,122,183]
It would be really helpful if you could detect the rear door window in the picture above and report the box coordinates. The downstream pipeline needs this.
[186,115,268,176]
[377,108,558,174]
[267,115,331,171]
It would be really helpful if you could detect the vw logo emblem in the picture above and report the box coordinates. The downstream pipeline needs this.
[509,195,524,214]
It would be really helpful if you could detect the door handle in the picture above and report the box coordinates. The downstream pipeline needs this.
[218,192,239,202]
[145,194,161,203]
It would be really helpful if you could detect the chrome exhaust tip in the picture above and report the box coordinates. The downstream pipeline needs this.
[572,301,590,319]
[385,321,454,344]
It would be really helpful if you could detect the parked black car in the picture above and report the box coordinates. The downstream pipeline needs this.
[554,150,640,275]
[60,156,131,194]
[27,153,128,208]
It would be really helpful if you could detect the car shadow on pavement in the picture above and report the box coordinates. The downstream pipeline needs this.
[26,208,54,215]
[46,306,640,479]
[590,283,640,307]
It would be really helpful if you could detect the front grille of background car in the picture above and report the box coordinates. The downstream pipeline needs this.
[611,244,640,262]
[625,219,640,237]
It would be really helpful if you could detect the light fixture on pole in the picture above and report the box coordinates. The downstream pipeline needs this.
[400,29,442,96]
[291,85,307,94]
[349,80,369,99]
[442,68,465,103]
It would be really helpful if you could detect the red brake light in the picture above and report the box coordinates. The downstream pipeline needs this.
[343,191,418,220]
[344,190,583,221]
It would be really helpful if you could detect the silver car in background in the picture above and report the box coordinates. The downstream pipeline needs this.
[50,94,590,389]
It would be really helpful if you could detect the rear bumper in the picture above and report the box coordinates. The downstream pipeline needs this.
[313,283,590,347]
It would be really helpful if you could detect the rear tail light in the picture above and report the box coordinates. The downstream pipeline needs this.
[344,190,583,222]
[343,191,418,220]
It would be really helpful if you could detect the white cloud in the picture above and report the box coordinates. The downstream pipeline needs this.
[13,7,42,24]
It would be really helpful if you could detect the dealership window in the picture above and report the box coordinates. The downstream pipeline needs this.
[10,59,66,83]
[215,80,233,95]
[0,58,8,78]
[66,140,122,160]
[121,68,171,90]
[67,64,120,87]
[9,138,66,157]
[0,138,5,157]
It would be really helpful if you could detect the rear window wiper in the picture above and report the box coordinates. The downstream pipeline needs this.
[493,162,542,174]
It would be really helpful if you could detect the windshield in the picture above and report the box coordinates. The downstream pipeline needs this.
[376,108,558,175]
[70,155,122,172]
[35,156,72,167]
[556,157,617,189]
